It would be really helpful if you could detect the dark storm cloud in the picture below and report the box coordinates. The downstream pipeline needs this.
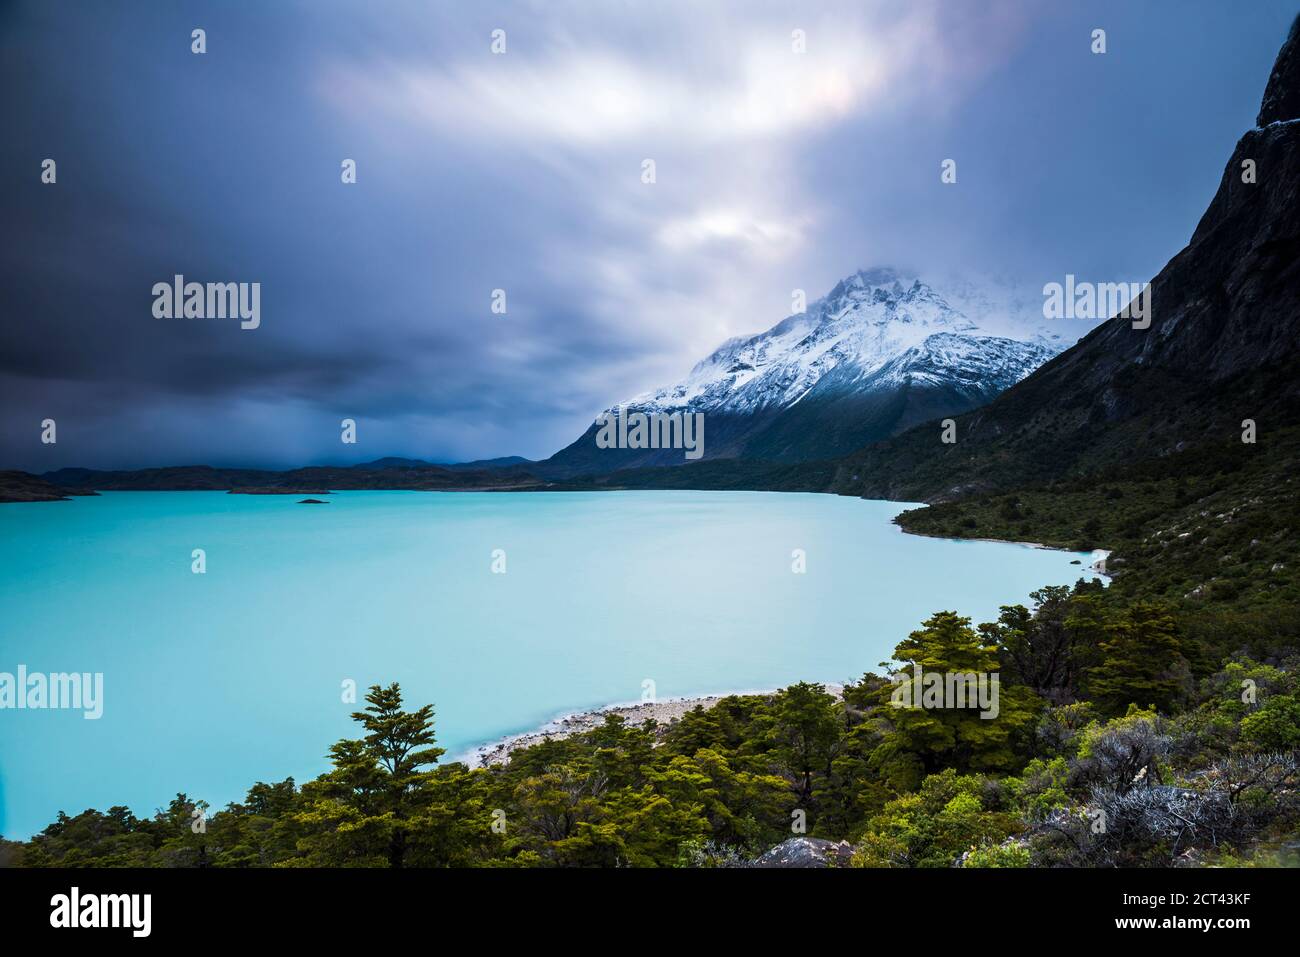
[1,0,1294,470]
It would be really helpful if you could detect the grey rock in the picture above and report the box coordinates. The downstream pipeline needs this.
[751,837,853,868]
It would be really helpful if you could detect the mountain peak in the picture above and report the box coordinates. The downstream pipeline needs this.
[637,269,1053,420]
[539,270,1062,476]
[819,268,956,329]
[826,267,913,302]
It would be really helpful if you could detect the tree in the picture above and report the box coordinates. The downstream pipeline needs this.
[1086,603,1189,715]
[852,769,1019,868]
[205,778,300,867]
[1241,695,1300,751]
[982,586,1086,701]
[770,682,841,805]
[296,683,444,868]
[156,793,210,867]
[650,748,790,849]
[871,611,1041,788]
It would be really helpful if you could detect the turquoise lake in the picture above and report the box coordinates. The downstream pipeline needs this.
[0,490,1100,838]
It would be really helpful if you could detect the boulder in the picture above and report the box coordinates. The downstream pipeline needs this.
[751,837,853,868]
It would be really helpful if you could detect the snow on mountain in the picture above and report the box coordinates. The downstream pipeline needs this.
[539,267,1066,475]
[614,267,1061,417]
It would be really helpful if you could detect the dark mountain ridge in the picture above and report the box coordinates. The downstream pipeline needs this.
[819,18,1300,503]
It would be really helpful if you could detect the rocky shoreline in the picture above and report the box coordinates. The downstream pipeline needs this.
[463,685,843,768]
[463,695,742,767]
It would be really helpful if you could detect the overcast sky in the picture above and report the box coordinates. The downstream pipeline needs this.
[1,0,1294,471]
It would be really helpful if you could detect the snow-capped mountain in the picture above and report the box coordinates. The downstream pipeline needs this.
[542,268,1064,475]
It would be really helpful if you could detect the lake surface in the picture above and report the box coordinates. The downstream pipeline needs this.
[0,490,1098,838]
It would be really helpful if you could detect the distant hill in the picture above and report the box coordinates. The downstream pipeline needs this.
[358,456,532,471]
[440,456,532,471]
[0,470,92,502]
[32,462,543,496]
